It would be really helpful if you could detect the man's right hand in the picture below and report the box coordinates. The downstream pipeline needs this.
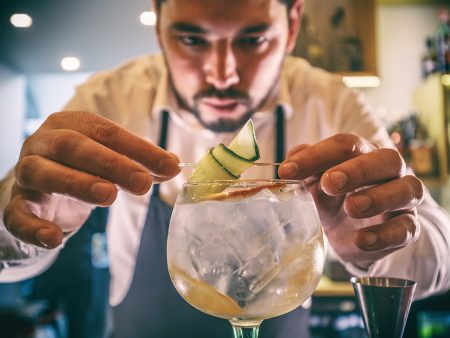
[3,111,180,249]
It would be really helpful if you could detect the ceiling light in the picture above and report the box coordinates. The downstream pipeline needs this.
[140,11,157,26]
[10,13,33,28]
[61,57,80,71]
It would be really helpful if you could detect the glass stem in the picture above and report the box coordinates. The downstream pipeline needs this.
[231,324,260,338]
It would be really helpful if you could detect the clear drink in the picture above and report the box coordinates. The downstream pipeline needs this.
[167,180,324,330]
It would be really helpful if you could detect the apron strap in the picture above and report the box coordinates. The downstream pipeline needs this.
[152,110,170,198]
[275,105,285,179]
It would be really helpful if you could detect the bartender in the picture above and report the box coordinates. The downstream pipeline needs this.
[1,0,450,337]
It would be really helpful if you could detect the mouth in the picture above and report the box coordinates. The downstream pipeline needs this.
[201,97,242,114]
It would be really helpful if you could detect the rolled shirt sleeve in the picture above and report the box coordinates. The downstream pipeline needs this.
[0,169,94,282]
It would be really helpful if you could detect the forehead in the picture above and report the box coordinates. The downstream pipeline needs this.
[160,0,286,32]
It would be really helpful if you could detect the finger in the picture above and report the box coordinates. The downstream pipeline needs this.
[353,212,420,252]
[4,196,64,248]
[320,148,406,195]
[307,178,346,224]
[15,155,118,206]
[151,152,181,183]
[22,130,155,194]
[344,175,424,218]
[279,145,311,179]
[279,134,376,179]
[37,111,180,178]
[286,144,310,157]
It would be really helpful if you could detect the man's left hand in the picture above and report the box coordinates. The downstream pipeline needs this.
[279,133,424,269]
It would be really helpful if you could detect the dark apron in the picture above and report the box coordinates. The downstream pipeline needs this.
[112,109,310,338]
[31,207,110,338]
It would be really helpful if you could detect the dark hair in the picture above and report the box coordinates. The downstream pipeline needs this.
[156,0,293,10]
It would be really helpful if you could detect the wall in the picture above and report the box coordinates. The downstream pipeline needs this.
[0,63,25,177]
[24,73,91,135]
[0,69,91,178]
[362,4,441,126]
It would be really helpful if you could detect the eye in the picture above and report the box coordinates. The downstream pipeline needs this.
[178,35,207,47]
[236,36,267,47]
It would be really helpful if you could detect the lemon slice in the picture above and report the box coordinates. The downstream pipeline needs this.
[169,265,243,318]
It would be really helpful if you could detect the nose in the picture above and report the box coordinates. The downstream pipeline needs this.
[204,41,239,90]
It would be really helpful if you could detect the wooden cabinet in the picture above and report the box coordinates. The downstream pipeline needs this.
[380,0,448,5]
[293,0,377,76]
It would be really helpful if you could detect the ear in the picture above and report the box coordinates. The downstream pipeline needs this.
[285,0,305,54]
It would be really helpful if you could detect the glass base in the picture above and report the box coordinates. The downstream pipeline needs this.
[229,319,262,338]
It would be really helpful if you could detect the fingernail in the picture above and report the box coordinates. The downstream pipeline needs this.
[329,171,348,191]
[35,229,52,248]
[363,231,378,246]
[280,162,299,178]
[158,157,180,176]
[353,195,371,213]
[169,152,181,162]
[91,182,114,202]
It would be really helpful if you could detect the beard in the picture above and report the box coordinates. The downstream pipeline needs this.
[167,73,280,133]
[172,85,255,132]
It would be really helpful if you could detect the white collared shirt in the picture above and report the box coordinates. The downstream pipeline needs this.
[1,54,449,305]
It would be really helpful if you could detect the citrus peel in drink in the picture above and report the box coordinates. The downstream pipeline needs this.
[169,265,243,318]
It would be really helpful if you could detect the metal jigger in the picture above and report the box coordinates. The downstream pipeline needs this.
[351,276,416,338]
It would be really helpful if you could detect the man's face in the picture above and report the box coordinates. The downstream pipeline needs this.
[156,0,301,132]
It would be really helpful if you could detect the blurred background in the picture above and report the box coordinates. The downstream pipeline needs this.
[1,0,450,337]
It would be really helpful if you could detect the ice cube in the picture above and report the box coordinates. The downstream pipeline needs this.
[174,200,235,243]
[225,193,292,255]
[228,245,281,306]
[190,235,243,294]
[285,199,321,243]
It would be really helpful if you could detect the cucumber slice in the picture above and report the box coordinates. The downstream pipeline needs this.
[187,150,237,199]
[212,143,253,178]
[228,119,260,161]
[188,149,237,183]
[188,119,259,189]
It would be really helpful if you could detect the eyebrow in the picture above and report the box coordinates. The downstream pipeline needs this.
[238,23,271,35]
[170,22,209,34]
[170,22,271,35]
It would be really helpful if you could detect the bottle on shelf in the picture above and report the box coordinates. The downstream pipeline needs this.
[328,6,363,72]
[388,114,436,177]
[421,37,437,78]
[293,15,326,69]
[435,7,450,73]
[408,119,436,177]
